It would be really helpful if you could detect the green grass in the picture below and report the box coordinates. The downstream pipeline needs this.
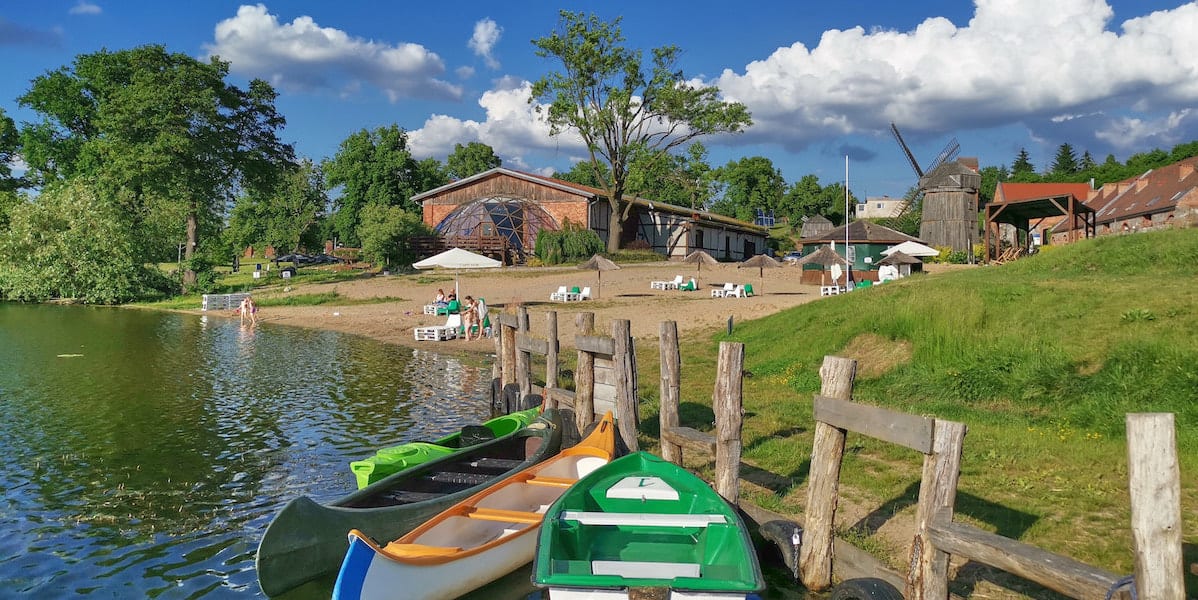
[637,227,1198,589]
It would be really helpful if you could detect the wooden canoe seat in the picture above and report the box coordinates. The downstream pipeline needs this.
[382,542,462,558]
[561,511,726,528]
[525,475,577,488]
[591,560,701,578]
[466,507,542,524]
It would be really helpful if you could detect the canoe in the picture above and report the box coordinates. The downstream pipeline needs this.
[333,412,617,600]
[255,409,561,597]
[350,406,541,489]
[532,451,765,600]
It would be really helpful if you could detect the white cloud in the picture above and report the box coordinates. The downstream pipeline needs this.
[468,18,502,70]
[455,65,475,79]
[408,81,585,168]
[1095,108,1195,150]
[69,1,102,16]
[712,0,1198,156]
[203,4,461,102]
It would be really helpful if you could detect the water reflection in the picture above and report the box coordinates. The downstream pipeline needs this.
[0,304,495,597]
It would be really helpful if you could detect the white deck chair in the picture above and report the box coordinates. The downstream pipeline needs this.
[711,282,735,298]
[550,286,568,301]
[578,286,592,300]
[667,275,683,289]
[414,314,461,341]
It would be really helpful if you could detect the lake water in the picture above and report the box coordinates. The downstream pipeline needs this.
[0,303,538,598]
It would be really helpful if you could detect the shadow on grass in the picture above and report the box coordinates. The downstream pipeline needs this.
[848,484,1038,541]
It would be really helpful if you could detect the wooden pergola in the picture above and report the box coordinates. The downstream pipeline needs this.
[983,194,1096,263]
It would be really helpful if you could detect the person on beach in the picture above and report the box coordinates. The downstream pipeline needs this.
[461,296,479,340]
[434,289,446,304]
[237,295,258,325]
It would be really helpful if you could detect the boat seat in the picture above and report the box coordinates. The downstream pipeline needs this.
[471,457,526,470]
[561,511,727,528]
[524,475,577,488]
[426,471,494,485]
[591,560,701,579]
[466,507,542,524]
[382,542,462,558]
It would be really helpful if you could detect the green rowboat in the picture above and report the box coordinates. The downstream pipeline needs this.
[350,406,540,489]
[533,451,764,600]
[256,409,561,597]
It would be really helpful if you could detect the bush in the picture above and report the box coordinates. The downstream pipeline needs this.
[535,220,603,265]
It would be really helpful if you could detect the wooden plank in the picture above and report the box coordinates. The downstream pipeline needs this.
[813,395,934,453]
[496,313,519,328]
[927,518,1131,599]
[1126,413,1185,600]
[907,420,967,599]
[661,426,716,455]
[799,356,856,591]
[575,334,615,356]
[515,333,549,356]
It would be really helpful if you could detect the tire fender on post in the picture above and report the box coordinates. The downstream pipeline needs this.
[828,577,904,600]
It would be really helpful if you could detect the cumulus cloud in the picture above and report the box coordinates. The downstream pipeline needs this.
[408,81,585,168]
[69,1,102,15]
[0,18,62,46]
[203,4,461,102]
[468,18,502,69]
[713,0,1198,158]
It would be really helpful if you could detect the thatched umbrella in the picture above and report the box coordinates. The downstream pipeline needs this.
[681,249,718,272]
[793,245,849,287]
[738,253,781,278]
[577,254,620,299]
[878,249,921,279]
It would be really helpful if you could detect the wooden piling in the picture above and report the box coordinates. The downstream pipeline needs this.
[1127,413,1185,599]
[574,312,595,434]
[799,355,857,591]
[659,321,682,464]
[906,419,967,599]
[612,319,638,452]
[713,341,744,504]
[545,311,559,406]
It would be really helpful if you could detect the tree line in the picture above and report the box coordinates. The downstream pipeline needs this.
[2,14,1195,304]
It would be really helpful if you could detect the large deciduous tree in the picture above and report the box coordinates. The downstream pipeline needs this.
[446,142,501,179]
[323,125,447,247]
[531,11,751,252]
[712,156,785,222]
[17,45,294,291]
[227,159,326,255]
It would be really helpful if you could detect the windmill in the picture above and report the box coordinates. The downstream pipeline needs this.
[889,122,978,252]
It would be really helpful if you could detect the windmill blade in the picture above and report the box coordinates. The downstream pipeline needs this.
[928,137,960,172]
[890,123,923,178]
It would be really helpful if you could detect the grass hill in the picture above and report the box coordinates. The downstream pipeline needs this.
[656,227,1198,594]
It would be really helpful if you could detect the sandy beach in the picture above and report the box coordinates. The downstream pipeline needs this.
[228,260,843,350]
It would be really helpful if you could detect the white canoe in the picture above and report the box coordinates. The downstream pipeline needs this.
[333,413,616,600]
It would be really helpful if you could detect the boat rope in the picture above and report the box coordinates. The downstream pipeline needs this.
[1104,574,1137,600]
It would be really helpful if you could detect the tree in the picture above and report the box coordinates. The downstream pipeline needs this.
[227,159,326,255]
[0,108,20,195]
[1011,148,1035,176]
[18,46,294,291]
[782,174,825,223]
[554,161,609,188]
[324,125,446,247]
[356,204,429,267]
[712,156,785,222]
[1050,143,1079,176]
[1079,150,1096,172]
[531,11,751,252]
[978,164,1010,206]
[0,179,169,303]
[446,142,501,179]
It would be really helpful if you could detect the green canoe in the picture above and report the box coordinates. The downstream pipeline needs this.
[533,451,764,599]
[350,406,540,489]
[256,409,561,597]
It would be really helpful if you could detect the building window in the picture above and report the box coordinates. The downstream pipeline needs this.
[846,246,856,263]
[877,203,884,209]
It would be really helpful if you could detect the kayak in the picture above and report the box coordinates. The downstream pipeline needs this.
[532,451,765,600]
[255,409,561,597]
[351,407,540,489]
[333,412,617,600]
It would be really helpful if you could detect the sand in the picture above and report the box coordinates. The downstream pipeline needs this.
[225,261,839,349]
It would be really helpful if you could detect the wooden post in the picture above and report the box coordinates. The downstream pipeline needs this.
[612,319,638,452]
[516,306,531,401]
[501,313,517,390]
[906,420,967,599]
[1127,413,1185,600]
[575,312,595,433]
[546,311,559,407]
[713,341,744,504]
[659,321,682,464]
[799,355,857,591]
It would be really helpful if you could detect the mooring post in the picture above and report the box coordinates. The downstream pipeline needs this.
[545,311,559,407]
[906,419,967,599]
[798,355,857,591]
[659,321,682,464]
[612,319,638,452]
[1127,413,1185,600]
[574,312,596,434]
[713,341,744,504]
[516,306,531,405]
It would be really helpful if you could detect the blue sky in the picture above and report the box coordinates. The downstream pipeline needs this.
[3,1,1197,199]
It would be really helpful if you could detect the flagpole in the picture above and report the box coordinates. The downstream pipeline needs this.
[845,155,850,287]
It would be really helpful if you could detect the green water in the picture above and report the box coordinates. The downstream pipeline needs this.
[0,303,529,598]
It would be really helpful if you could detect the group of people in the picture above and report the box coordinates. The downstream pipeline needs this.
[434,288,487,340]
[235,295,258,325]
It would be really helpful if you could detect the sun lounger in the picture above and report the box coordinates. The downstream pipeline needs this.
[711,282,735,298]
[414,314,461,341]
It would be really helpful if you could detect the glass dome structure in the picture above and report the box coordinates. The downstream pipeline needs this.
[434,197,560,259]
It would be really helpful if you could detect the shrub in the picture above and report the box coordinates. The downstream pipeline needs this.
[535,219,603,264]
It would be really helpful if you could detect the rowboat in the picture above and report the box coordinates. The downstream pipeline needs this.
[255,409,561,597]
[532,451,764,600]
[350,406,540,489]
[333,412,617,600]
